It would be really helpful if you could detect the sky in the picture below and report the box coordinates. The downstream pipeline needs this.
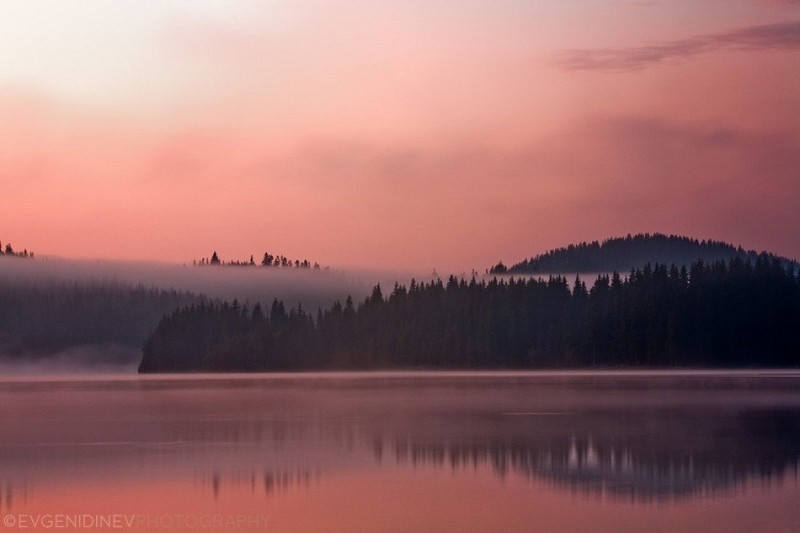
[1,0,798,272]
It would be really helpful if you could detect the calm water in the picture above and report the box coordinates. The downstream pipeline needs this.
[0,371,799,532]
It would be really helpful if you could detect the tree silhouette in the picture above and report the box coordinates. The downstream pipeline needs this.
[140,256,800,372]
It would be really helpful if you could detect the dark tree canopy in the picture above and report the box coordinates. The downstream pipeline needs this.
[139,255,800,372]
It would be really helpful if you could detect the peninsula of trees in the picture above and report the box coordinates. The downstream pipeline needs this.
[490,233,793,274]
[0,245,333,362]
[139,255,799,372]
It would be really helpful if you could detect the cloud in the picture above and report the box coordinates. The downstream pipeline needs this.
[2,80,798,268]
[758,0,800,6]
[557,20,800,71]
[537,116,800,261]
[239,117,800,261]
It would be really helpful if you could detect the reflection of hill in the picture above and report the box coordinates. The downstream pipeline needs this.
[384,409,800,501]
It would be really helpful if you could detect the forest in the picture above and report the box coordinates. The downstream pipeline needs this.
[491,233,794,274]
[139,255,799,372]
[0,281,199,357]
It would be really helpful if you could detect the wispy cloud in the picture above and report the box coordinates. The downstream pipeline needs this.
[557,20,800,71]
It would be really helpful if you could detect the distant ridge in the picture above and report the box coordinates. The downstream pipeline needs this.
[490,233,796,274]
[193,250,327,270]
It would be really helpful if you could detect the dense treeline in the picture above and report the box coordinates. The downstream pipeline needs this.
[0,281,200,356]
[491,233,793,274]
[195,250,326,270]
[139,255,800,372]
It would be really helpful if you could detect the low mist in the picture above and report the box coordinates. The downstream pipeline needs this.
[0,255,421,311]
[0,344,140,376]
[0,255,425,373]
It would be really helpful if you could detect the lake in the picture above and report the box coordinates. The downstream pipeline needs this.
[0,371,798,532]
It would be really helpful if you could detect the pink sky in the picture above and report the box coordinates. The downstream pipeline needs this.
[1,1,799,271]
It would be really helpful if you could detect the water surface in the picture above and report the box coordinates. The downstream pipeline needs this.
[0,371,798,532]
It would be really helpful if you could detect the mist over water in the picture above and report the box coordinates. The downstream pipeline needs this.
[0,345,140,376]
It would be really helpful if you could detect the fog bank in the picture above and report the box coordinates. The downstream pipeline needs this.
[0,255,421,311]
[0,344,140,375]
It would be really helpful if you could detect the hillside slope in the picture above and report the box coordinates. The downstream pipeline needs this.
[491,234,795,274]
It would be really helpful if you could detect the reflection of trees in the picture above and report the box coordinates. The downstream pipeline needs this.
[3,377,800,505]
[178,406,800,502]
[194,468,321,499]
[44,408,800,503]
[383,409,800,502]
[0,485,11,511]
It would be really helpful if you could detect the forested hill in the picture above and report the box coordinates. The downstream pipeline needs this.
[139,256,800,372]
[490,234,795,274]
[0,280,201,359]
